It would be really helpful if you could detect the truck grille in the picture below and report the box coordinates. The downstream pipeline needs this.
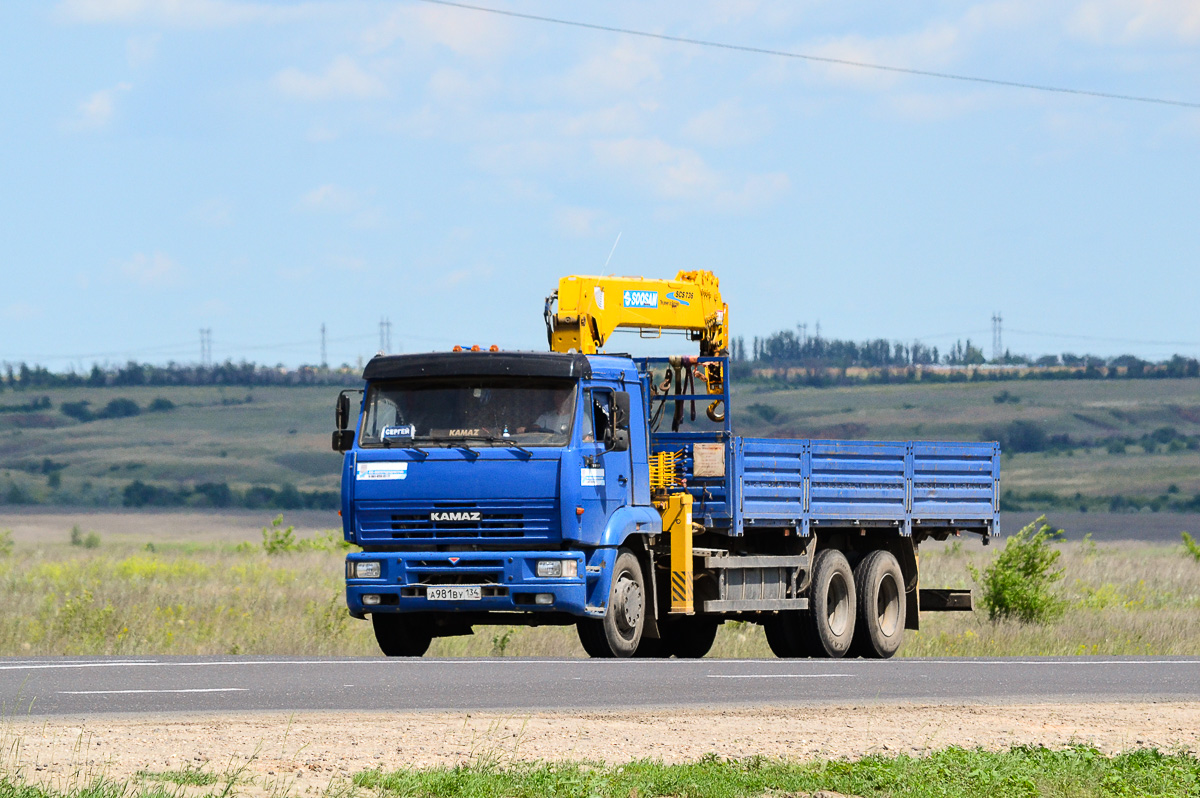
[355,500,558,546]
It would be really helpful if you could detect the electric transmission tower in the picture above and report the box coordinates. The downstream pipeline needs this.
[991,313,1003,362]
[379,318,392,353]
[320,323,327,368]
[199,328,212,367]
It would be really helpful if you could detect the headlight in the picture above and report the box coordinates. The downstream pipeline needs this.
[353,561,381,579]
[536,559,578,578]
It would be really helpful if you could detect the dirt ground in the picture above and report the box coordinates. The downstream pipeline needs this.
[3,703,1198,794]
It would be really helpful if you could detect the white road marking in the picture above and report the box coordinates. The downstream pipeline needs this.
[58,688,249,695]
[707,674,853,679]
[0,661,157,671]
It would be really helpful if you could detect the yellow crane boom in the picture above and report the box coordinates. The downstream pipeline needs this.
[544,270,728,355]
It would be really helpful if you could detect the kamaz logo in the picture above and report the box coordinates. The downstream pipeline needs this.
[430,511,482,522]
[623,290,658,308]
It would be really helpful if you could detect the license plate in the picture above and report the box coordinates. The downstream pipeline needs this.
[427,586,482,601]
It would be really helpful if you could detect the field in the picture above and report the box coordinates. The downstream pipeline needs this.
[1,512,1197,658]
[3,378,1199,513]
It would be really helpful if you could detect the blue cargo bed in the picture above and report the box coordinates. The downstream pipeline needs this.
[650,433,999,538]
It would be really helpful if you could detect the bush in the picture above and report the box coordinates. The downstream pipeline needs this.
[981,420,1048,453]
[69,525,101,548]
[261,514,297,554]
[60,400,94,422]
[96,397,141,419]
[147,397,175,412]
[1184,532,1200,563]
[0,529,12,557]
[969,515,1066,624]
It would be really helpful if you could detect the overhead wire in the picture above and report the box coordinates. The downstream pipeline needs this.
[414,0,1200,110]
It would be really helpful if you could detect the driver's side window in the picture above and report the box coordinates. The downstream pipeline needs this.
[590,390,612,444]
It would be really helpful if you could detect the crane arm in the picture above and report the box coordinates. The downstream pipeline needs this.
[545,270,729,355]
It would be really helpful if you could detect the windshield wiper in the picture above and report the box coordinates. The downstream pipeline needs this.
[382,438,427,454]
[416,435,532,456]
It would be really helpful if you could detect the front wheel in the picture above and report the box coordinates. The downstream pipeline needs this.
[577,548,646,658]
[372,613,433,657]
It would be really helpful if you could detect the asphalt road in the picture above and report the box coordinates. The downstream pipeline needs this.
[3,657,1199,717]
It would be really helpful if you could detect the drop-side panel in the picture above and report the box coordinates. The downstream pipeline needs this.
[808,440,907,520]
[910,441,1000,520]
[739,439,804,522]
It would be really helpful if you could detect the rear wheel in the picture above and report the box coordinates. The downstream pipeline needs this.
[803,549,856,658]
[372,613,433,657]
[576,548,646,658]
[850,549,906,659]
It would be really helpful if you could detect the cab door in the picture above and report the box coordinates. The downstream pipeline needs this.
[578,387,633,523]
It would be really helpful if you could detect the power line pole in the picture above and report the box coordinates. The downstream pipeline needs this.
[991,313,1003,362]
[320,323,327,368]
[199,328,212,367]
[379,317,392,353]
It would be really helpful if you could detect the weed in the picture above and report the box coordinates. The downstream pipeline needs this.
[137,766,219,786]
[0,529,12,557]
[490,628,514,656]
[969,515,1066,624]
[1183,532,1200,563]
[261,515,297,555]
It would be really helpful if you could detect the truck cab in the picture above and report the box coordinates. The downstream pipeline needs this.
[339,351,659,656]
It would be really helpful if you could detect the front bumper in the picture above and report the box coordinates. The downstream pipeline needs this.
[345,549,590,618]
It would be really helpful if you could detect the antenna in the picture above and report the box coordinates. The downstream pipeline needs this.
[602,232,622,272]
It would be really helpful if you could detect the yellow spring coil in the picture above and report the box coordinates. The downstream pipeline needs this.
[649,451,681,491]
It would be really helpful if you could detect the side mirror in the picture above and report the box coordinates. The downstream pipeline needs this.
[332,429,355,452]
[606,391,631,452]
[335,393,351,431]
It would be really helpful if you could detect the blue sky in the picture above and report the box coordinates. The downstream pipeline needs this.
[2,0,1198,371]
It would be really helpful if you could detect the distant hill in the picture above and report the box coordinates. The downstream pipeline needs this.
[1,378,1198,514]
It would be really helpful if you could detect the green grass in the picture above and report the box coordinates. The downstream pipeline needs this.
[2,747,1198,798]
[2,529,1198,658]
[354,747,1200,797]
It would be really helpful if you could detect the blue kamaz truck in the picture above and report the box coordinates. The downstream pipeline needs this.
[334,272,998,658]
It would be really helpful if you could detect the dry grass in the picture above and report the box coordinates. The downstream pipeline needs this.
[0,523,1197,658]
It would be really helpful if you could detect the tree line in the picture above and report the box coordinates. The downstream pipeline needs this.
[0,361,363,390]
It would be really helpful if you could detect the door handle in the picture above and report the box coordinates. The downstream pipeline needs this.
[618,475,628,486]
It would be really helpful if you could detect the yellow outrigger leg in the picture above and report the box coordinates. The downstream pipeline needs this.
[659,492,694,614]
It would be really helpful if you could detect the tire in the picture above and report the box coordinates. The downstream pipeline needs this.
[372,613,433,657]
[850,549,906,659]
[576,548,646,658]
[802,549,856,658]
[665,616,720,659]
[763,613,810,658]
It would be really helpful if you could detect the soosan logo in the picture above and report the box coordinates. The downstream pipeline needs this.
[623,290,658,309]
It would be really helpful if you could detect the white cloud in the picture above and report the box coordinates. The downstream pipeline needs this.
[298,184,356,213]
[363,4,512,58]
[805,23,963,90]
[57,0,325,28]
[555,206,604,237]
[274,56,386,101]
[126,33,160,67]
[120,251,183,286]
[590,137,789,211]
[2,303,41,322]
[561,41,663,98]
[189,197,233,227]
[1068,0,1200,44]
[74,82,131,129]
[682,100,769,147]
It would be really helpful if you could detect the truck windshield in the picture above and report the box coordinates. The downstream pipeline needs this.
[359,378,577,448]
